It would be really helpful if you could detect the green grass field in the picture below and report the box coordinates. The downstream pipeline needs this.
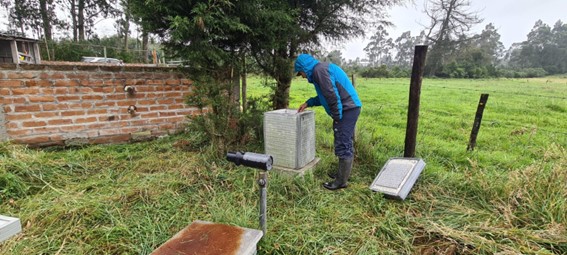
[1,77,566,254]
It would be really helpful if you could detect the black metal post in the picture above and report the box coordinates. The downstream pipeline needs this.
[404,45,428,158]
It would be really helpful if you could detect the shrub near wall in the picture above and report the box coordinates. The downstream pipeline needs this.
[0,63,197,147]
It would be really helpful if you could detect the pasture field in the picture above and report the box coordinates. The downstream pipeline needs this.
[1,77,566,254]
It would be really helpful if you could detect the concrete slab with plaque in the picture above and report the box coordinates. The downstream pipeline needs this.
[369,158,426,200]
[0,215,22,242]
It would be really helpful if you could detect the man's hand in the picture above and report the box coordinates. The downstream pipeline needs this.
[298,102,308,113]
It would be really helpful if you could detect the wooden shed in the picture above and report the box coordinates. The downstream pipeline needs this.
[0,32,41,64]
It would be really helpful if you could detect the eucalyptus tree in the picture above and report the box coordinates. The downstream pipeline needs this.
[508,20,567,74]
[393,30,426,68]
[423,0,482,76]
[0,0,60,40]
[364,25,393,66]
[64,0,117,41]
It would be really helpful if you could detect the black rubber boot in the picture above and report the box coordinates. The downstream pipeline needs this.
[323,158,353,191]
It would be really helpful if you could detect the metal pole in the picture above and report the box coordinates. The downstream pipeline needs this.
[404,45,428,158]
[257,171,267,235]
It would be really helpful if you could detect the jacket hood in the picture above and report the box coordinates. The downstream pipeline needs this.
[294,54,319,82]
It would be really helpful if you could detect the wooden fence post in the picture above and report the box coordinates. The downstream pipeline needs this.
[467,94,489,151]
[404,45,428,158]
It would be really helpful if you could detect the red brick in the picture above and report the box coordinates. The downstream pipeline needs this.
[15,105,41,112]
[106,94,127,100]
[102,87,115,93]
[130,120,149,126]
[12,88,40,95]
[39,73,65,79]
[0,88,10,96]
[150,105,167,111]
[66,73,89,79]
[60,125,88,132]
[89,134,131,144]
[75,117,98,124]
[10,98,26,104]
[28,95,55,103]
[82,95,103,100]
[14,136,51,144]
[148,80,164,85]
[76,87,95,93]
[159,111,177,117]
[22,121,47,127]
[5,114,32,121]
[104,80,123,86]
[82,80,104,86]
[6,129,33,136]
[138,99,156,105]
[95,102,116,107]
[57,95,81,101]
[168,104,185,110]
[47,119,73,125]
[87,109,108,115]
[54,80,80,87]
[0,80,23,87]
[3,106,13,113]
[6,122,19,129]
[165,79,180,85]
[140,113,159,118]
[32,127,60,134]
[7,72,37,79]
[157,99,175,104]
[34,112,58,118]
[116,101,135,107]
[85,123,108,129]
[61,110,85,117]
[180,79,193,85]
[42,104,59,111]
[25,80,52,87]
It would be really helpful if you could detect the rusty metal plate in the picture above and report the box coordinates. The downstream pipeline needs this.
[151,220,263,255]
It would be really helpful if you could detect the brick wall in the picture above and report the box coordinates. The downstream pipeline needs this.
[0,63,198,147]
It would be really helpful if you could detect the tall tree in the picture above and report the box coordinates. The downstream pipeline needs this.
[423,0,482,76]
[130,0,403,109]
[393,30,426,68]
[1,0,61,40]
[364,25,393,66]
[65,0,116,41]
[508,20,567,74]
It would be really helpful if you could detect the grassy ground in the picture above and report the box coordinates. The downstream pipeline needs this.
[1,76,566,254]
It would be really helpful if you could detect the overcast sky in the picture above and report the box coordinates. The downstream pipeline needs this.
[1,0,565,61]
[340,0,567,60]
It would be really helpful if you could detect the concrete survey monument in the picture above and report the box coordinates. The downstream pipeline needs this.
[263,109,319,174]
[0,215,21,243]
[369,158,426,200]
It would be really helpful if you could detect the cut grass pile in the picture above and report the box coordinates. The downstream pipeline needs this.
[1,77,566,254]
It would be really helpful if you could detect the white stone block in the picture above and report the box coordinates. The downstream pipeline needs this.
[264,109,315,169]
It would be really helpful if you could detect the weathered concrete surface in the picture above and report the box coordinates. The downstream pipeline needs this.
[0,105,7,141]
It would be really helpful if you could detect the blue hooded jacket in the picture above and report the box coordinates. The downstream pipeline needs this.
[294,54,362,120]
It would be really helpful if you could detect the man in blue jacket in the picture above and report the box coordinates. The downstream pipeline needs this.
[295,54,362,191]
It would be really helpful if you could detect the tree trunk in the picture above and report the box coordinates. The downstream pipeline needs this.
[39,0,52,41]
[142,30,149,63]
[70,0,78,41]
[241,56,247,113]
[122,0,130,52]
[78,0,85,41]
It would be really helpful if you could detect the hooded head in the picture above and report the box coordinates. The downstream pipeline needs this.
[294,54,319,82]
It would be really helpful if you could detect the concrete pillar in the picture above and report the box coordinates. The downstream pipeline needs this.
[33,42,41,64]
[0,105,7,141]
[9,40,19,64]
